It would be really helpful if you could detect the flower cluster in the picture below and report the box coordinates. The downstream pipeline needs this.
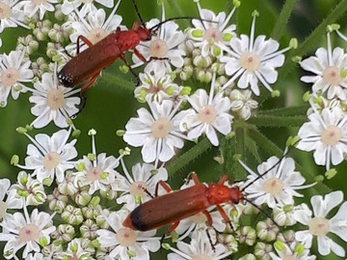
[0,0,347,259]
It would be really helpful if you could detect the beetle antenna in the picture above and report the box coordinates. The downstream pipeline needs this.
[131,0,146,26]
[240,140,298,192]
[149,17,216,32]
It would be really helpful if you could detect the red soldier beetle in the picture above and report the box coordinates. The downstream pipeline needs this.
[57,0,211,111]
[122,143,299,242]
[122,172,243,234]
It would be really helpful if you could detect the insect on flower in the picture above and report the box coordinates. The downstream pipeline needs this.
[57,0,207,105]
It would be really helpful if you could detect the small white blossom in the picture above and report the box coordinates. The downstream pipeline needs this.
[96,210,160,260]
[15,0,58,20]
[300,32,347,100]
[297,106,347,170]
[220,13,287,95]
[29,71,80,128]
[0,49,32,107]
[123,99,191,164]
[18,128,78,183]
[74,153,119,195]
[61,0,114,16]
[187,2,236,57]
[167,229,232,260]
[241,156,315,208]
[7,171,46,208]
[0,0,28,32]
[181,73,233,146]
[0,178,11,219]
[132,5,186,73]
[114,162,168,211]
[0,208,56,259]
[135,67,182,103]
[294,191,347,257]
[66,4,123,54]
[229,89,258,120]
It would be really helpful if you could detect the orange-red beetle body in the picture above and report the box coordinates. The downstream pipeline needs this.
[123,174,243,232]
[58,23,150,92]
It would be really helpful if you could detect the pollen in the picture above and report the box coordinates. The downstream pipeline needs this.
[190,212,207,224]
[198,105,217,124]
[129,181,148,198]
[87,28,108,45]
[31,0,48,5]
[149,39,168,58]
[262,177,283,196]
[322,66,342,86]
[203,28,222,43]
[47,89,65,110]
[43,152,61,170]
[1,67,19,87]
[0,3,11,19]
[309,217,330,237]
[116,228,137,247]
[240,52,261,72]
[0,201,7,220]
[191,254,211,260]
[19,223,40,243]
[86,167,103,182]
[151,117,172,138]
[321,125,342,146]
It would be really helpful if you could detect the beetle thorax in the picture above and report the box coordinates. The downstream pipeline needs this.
[207,184,242,205]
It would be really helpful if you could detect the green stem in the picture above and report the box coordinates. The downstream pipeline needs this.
[255,105,308,116]
[271,0,298,40]
[248,114,307,128]
[166,138,211,176]
[283,0,347,75]
[100,71,135,93]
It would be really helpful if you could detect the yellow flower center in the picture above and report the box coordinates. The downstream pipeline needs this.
[151,117,171,138]
[149,39,168,58]
[321,125,342,146]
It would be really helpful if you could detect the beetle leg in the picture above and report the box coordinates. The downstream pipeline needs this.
[119,54,140,86]
[201,210,213,226]
[154,180,172,197]
[215,203,233,230]
[218,175,230,185]
[185,172,200,185]
[76,35,93,54]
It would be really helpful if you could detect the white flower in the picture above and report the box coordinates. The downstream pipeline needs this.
[123,99,191,164]
[181,73,233,146]
[187,2,236,57]
[0,178,11,219]
[74,153,119,195]
[7,171,46,208]
[132,5,186,73]
[29,71,80,128]
[300,33,347,100]
[15,0,58,20]
[297,106,347,170]
[219,14,287,95]
[167,229,232,260]
[0,0,28,32]
[61,0,114,16]
[0,208,55,259]
[19,128,78,183]
[293,191,347,257]
[135,67,182,103]
[96,210,160,260]
[66,4,123,54]
[114,162,168,211]
[229,89,258,120]
[57,238,94,259]
[0,49,32,107]
[241,156,314,208]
